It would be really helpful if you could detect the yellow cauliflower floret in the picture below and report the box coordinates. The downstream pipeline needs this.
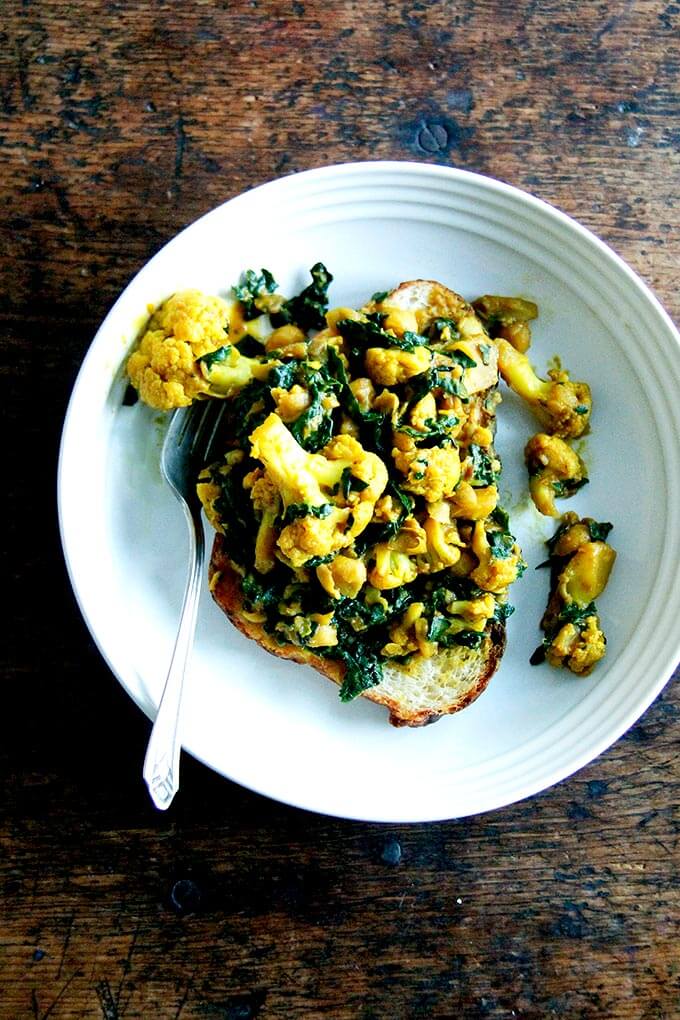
[546,615,606,675]
[383,602,436,659]
[277,512,352,569]
[392,440,461,503]
[470,520,524,594]
[446,481,498,520]
[364,345,431,386]
[316,555,367,599]
[249,414,388,566]
[497,339,592,438]
[525,433,587,517]
[368,545,418,590]
[419,516,463,573]
[127,290,234,410]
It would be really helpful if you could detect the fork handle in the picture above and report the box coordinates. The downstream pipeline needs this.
[143,508,205,810]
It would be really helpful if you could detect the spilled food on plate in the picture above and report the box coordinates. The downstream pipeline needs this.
[125,264,615,726]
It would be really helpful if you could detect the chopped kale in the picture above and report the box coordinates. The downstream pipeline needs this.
[469,444,497,487]
[427,317,461,343]
[235,335,265,357]
[371,290,389,303]
[282,502,333,525]
[275,262,333,332]
[287,360,341,452]
[336,641,384,702]
[587,520,613,543]
[332,466,369,500]
[233,268,278,319]
[199,344,232,370]
[552,477,589,497]
[335,316,428,360]
[267,361,298,390]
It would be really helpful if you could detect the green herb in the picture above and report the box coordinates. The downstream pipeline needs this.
[353,481,414,555]
[288,360,341,452]
[267,361,298,390]
[371,290,389,303]
[336,641,383,702]
[575,404,589,415]
[397,413,458,447]
[494,600,515,622]
[233,268,278,319]
[408,351,475,404]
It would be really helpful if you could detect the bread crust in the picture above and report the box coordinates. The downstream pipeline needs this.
[208,534,506,727]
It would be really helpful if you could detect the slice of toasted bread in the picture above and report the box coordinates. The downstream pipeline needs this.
[208,534,506,727]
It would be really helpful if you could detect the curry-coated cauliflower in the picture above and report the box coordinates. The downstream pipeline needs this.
[545,615,606,675]
[497,339,592,439]
[470,520,525,594]
[249,413,388,567]
[525,432,587,517]
[392,437,461,503]
[127,290,236,410]
[364,345,431,386]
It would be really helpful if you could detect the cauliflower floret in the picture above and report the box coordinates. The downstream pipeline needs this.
[446,481,498,520]
[472,294,538,353]
[545,615,606,675]
[470,519,525,594]
[316,555,367,599]
[277,513,352,568]
[392,436,461,503]
[368,545,418,590]
[364,345,431,386]
[383,602,436,659]
[497,338,592,438]
[557,541,617,608]
[127,290,235,409]
[271,384,311,423]
[200,344,271,397]
[525,433,588,517]
[418,516,463,573]
[536,517,616,676]
[249,413,388,566]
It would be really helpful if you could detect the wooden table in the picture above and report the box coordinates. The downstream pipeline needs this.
[2,1,679,1016]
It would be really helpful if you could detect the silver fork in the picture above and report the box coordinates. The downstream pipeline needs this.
[143,399,225,810]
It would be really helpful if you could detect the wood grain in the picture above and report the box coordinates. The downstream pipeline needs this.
[1,0,679,1017]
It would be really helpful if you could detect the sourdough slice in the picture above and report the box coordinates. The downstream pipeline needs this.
[207,279,507,727]
[209,534,506,727]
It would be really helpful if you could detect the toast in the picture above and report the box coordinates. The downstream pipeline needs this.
[209,534,505,726]
[202,278,519,726]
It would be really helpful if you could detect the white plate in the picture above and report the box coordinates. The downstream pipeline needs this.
[58,161,680,822]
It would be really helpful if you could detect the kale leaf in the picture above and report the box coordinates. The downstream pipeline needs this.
[233,268,278,319]
[275,262,334,332]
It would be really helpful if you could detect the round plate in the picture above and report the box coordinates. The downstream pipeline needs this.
[58,161,680,822]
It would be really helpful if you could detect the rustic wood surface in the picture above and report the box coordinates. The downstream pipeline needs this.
[2,0,679,1017]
